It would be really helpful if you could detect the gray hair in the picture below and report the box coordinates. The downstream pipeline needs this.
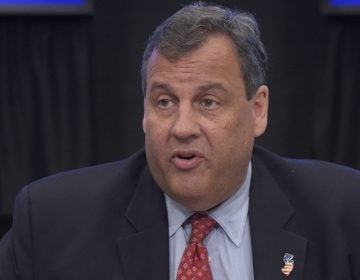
[141,1,267,99]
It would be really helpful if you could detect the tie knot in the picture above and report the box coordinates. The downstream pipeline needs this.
[189,213,216,244]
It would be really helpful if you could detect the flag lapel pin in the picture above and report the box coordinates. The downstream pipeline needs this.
[281,253,294,276]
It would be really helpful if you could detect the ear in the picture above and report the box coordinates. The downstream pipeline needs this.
[252,85,269,137]
[142,97,147,134]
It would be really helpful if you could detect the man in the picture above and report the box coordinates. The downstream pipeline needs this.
[1,2,359,280]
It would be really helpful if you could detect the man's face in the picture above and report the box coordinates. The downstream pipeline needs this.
[143,35,268,211]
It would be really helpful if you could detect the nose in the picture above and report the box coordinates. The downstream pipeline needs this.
[171,104,200,142]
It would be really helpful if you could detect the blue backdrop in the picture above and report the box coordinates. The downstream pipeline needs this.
[0,0,84,4]
[331,0,360,5]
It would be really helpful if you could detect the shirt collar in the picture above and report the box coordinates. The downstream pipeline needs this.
[165,194,194,237]
[165,162,252,247]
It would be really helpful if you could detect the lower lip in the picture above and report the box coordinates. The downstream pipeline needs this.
[172,156,202,170]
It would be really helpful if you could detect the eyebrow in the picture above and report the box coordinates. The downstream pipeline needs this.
[149,81,174,94]
[148,81,229,96]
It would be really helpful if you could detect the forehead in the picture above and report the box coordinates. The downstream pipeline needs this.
[146,35,243,87]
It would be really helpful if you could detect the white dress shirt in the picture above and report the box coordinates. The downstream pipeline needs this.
[166,163,254,280]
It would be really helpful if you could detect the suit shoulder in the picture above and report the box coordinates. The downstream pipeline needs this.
[24,149,147,204]
[253,145,360,196]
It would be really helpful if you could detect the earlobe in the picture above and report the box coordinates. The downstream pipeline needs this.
[142,98,147,134]
[142,117,146,134]
[253,85,269,137]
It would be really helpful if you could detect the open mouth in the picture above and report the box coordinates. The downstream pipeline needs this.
[172,151,203,170]
[177,154,195,160]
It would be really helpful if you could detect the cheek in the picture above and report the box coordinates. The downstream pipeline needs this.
[232,108,255,137]
[211,113,254,151]
[144,117,170,148]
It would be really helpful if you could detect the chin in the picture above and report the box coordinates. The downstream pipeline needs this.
[179,196,218,212]
[167,184,216,210]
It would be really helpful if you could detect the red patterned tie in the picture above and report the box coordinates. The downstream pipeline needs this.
[176,213,217,280]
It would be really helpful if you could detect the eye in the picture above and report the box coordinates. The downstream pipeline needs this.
[157,98,175,109]
[200,98,220,109]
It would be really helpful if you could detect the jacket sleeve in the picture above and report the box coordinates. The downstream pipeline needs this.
[346,194,360,279]
[0,230,17,279]
[0,186,34,280]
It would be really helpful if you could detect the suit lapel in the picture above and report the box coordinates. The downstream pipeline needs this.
[250,155,307,280]
[116,166,169,280]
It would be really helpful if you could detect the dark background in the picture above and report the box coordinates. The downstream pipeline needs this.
[1,0,360,237]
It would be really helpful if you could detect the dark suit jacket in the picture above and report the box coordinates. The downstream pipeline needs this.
[1,146,360,280]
